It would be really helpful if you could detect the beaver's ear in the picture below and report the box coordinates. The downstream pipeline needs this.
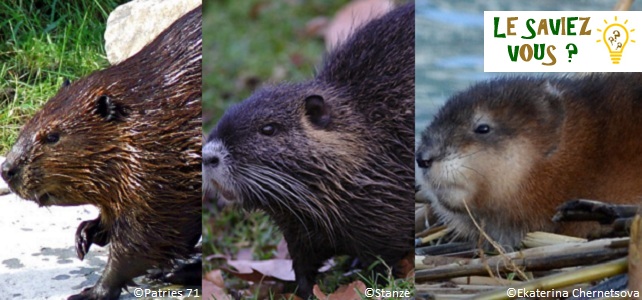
[304,95,331,128]
[96,95,127,121]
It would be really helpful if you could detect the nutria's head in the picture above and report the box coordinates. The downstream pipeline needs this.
[1,76,133,207]
[203,82,368,228]
[416,78,566,220]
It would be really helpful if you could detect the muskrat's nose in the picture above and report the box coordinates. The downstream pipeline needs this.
[1,160,19,182]
[416,156,433,169]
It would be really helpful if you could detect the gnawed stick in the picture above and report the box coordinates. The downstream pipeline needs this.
[471,257,628,300]
[416,237,628,281]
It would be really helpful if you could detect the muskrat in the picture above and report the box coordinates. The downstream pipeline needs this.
[416,73,642,248]
[203,3,414,298]
[1,6,202,300]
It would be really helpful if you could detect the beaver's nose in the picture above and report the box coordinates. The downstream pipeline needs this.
[203,154,220,168]
[1,160,19,183]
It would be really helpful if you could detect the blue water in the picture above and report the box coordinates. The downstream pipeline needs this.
[414,0,642,138]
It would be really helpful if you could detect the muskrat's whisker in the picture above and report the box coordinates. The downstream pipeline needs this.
[461,165,485,179]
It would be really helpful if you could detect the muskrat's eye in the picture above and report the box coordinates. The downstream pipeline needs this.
[259,124,277,136]
[44,133,60,144]
[474,124,491,134]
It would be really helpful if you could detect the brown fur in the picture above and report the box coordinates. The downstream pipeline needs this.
[417,73,642,248]
[203,3,414,298]
[1,6,202,300]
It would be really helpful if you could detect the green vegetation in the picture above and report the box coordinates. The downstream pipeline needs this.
[202,0,346,130]
[0,0,126,154]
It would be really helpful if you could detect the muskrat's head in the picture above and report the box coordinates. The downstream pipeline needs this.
[416,77,565,216]
[203,82,366,224]
[1,75,131,207]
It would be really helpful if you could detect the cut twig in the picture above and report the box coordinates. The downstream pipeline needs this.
[521,231,586,248]
[416,237,629,281]
[471,257,628,300]
[629,215,642,292]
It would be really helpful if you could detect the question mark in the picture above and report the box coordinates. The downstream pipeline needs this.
[566,43,578,62]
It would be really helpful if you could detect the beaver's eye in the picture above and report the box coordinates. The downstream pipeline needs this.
[474,124,491,134]
[44,133,60,144]
[259,124,276,136]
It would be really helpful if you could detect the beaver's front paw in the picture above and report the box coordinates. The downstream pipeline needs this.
[75,217,110,260]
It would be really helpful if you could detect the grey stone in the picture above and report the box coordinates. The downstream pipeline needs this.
[104,0,201,65]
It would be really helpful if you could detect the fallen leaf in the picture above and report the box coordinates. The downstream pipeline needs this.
[275,238,290,259]
[237,247,253,261]
[397,251,415,278]
[226,258,295,282]
[325,0,394,50]
[202,278,229,300]
[205,253,229,262]
[205,269,226,288]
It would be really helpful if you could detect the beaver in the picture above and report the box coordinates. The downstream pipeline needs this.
[203,3,414,298]
[416,73,642,248]
[0,6,202,300]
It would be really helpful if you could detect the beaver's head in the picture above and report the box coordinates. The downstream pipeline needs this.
[1,75,132,207]
[203,82,367,228]
[416,78,565,217]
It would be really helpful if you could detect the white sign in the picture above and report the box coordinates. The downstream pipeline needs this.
[484,11,641,72]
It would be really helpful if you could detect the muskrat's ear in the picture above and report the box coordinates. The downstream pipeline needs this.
[539,81,565,126]
[96,95,127,121]
[538,81,566,157]
[304,95,331,128]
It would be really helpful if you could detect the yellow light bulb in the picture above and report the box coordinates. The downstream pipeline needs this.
[603,23,629,64]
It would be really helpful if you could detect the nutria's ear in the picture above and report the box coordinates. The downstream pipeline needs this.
[62,79,71,88]
[304,95,331,128]
[96,95,127,121]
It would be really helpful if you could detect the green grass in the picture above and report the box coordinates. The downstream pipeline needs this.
[202,0,347,130]
[0,0,127,154]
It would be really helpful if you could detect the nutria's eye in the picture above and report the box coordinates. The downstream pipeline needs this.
[474,124,491,134]
[44,133,60,144]
[260,124,277,136]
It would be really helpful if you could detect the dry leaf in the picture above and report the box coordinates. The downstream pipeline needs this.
[275,238,290,259]
[202,277,229,300]
[205,269,226,288]
[237,247,254,261]
[226,258,295,282]
[325,0,394,50]
[397,251,415,278]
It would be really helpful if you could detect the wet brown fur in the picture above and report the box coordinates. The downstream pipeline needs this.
[2,6,202,300]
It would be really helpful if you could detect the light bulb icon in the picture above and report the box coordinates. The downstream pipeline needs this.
[597,17,636,64]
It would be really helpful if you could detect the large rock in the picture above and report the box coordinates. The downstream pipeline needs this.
[104,0,201,65]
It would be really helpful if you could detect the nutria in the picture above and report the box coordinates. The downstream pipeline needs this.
[416,73,642,248]
[0,6,202,300]
[203,3,414,298]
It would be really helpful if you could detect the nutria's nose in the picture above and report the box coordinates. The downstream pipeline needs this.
[203,155,220,168]
[1,160,19,183]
